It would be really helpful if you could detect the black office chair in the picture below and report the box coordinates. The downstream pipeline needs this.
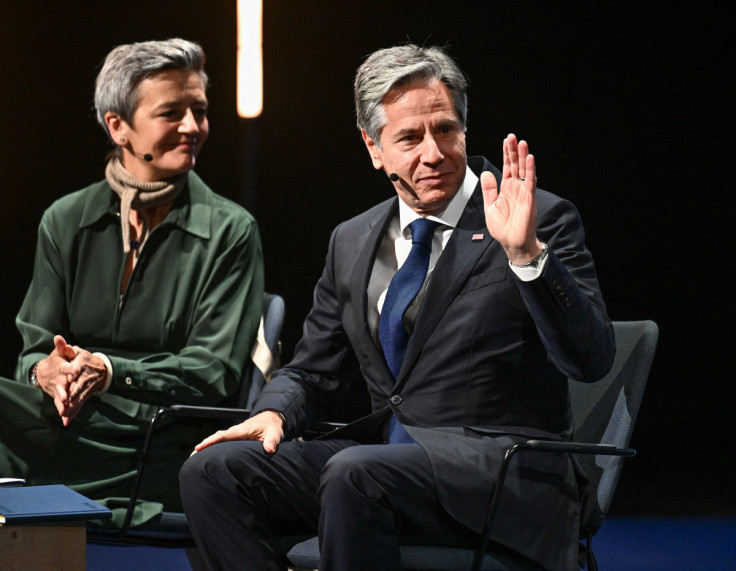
[286,320,659,571]
[87,292,285,547]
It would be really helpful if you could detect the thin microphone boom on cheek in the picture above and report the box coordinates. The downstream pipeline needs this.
[389,173,399,182]
[129,148,154,162]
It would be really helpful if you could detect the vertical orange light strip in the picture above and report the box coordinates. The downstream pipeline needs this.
[237,0,263,118]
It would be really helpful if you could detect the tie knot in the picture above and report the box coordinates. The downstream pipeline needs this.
[408,218,440,248]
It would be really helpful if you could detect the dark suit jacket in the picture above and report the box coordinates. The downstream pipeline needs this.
[254,156,614,569]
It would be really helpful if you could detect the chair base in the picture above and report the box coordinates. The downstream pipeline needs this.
[87,512,195,548]
[286,536,545,571]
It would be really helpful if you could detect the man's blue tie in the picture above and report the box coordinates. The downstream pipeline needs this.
[379,217,440,443]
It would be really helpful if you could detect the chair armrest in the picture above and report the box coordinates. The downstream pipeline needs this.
[525,439,636,457]
[301,421,348,439]
[472,440,635,571]
[169,404,251,420]
[312,421,348,431]
[117,405,252,536]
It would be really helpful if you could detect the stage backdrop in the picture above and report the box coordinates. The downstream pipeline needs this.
[1,1,732,517]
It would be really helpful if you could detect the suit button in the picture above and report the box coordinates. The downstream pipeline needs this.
[389,395,402,405]
[125,377,133,386]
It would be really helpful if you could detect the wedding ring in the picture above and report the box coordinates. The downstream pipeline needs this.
[519,177,526,181]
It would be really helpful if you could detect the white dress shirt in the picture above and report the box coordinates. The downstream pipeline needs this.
[367,165,548,342]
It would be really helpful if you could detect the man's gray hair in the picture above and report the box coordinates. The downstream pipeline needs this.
[354,44,468,147]
[94,38,208,139]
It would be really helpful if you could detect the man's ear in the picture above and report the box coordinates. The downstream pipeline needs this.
[361,129,384,170]
[104,112,128,145]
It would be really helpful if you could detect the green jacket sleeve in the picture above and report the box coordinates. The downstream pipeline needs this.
[15,211,70,385]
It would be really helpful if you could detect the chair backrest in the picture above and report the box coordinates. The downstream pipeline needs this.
[238,292,286,409]
[569,320,659,537]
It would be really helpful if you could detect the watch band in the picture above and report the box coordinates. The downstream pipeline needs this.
[510,241,549,269]
[30,362,40,388]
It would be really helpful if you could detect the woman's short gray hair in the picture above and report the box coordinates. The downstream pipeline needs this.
[354,44,468,147]
[94,38,208,139]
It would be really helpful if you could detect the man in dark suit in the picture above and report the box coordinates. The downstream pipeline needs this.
[179,44,614,571]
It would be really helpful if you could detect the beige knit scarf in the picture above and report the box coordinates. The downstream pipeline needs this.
[105,158,186,253]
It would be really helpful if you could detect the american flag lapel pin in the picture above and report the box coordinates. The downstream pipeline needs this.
[471,233,484,241]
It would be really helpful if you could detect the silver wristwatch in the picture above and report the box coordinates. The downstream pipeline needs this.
[30,362,40,388]
[512,242,549,269]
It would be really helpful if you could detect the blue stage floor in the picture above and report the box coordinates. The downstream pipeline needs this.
[592,517,736,570]
[87,517,736,570]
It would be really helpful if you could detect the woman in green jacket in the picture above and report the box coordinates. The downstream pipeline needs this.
[0,38,264,526]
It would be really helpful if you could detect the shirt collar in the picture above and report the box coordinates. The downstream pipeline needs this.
[397,165,478,233]
[79,171,211,240]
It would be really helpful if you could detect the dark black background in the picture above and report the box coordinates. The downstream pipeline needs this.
[2,2,732,516]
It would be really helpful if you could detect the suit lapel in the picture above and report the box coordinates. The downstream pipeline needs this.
[349,199,398,379]
[397,167,499,382]
[350,157,502,386]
